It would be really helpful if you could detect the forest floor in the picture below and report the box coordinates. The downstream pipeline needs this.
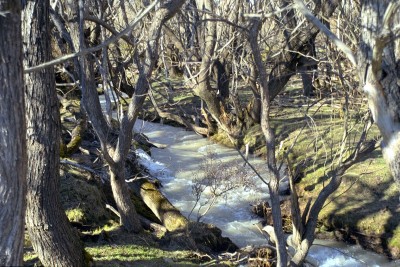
[23,76,399,266]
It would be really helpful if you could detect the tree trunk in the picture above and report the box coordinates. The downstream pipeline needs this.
[248,20,288,267]
[129,179,188,231]
[192,0,229,133]
[109,168,142,233]
[0,2,26,266]
[267,0,338,100]
[107,0,186,230]
[22,1,86,266]
[358,0,400,187]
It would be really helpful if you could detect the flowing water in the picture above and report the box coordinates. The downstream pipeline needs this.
[98,94,398,266]
[132,119,398,267]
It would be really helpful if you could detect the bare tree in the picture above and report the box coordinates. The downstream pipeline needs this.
[248,16,288,266]
[294,0,400,189]
[57,0,186,232]
[358,1,400,188]
[0,1,27,266]
[245,1,380,266]
[22,0,87,266]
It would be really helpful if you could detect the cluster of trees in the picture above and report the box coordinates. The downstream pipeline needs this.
[0,0,399,266]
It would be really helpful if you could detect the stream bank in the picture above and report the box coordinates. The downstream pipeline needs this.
[134,118,400,266]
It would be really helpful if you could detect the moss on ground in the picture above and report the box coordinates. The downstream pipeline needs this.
[60,169,110,224]
[83,226,226,266]
[263,94,400,257]
[86,244,197,266]
[66,208,86,223]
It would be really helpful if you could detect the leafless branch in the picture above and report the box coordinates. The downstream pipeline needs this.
[24,0,160,73]
[293,0,357,66]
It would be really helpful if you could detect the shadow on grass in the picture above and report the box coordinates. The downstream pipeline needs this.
[322,177,400,259]
[92,258,198,267]
[303,149,384,191]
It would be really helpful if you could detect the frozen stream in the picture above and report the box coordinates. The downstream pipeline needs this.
[132,119,398,267]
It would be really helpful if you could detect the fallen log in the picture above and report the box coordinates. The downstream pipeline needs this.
[128,178,188,231]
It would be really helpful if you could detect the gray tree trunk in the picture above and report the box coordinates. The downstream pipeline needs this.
[0,1,27,266]
[358,0,400,188]
[267,0,338,100]
[62,0,186,232]
[106,0,186,231]
[22,1,86,266]
[248,19,288,267]
[193,0,222,122]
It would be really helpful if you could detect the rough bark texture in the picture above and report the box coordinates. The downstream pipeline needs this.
[358,0,400,187]
[63,0,186,232]
[22,1,86,266]
[0,1,26,266]
[192,0,228,132]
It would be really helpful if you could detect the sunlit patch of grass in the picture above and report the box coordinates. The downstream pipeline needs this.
[66,208,86,223]
[91,220,120,235]
[389,227,400,254]
[86,244,198,266]
[265,93,399,254]
[173,92,195,103]
[23,251,38,264]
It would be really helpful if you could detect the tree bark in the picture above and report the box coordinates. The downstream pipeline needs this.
[358,0,400,187]
[192,0,229,133]
[0,1,26,266]
[267,0,339,100]
[109,169,142,232]
[22,1,86,266]
[248,19,288,267]
[107,0,186,231]
[62,0,186,232]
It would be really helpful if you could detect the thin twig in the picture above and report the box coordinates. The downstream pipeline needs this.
[293,0,356,66]
[24,0,160,73]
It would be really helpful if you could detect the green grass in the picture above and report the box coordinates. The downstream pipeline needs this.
[86,244,198,266]
[264,92,399,256]
[66,208,86,223]
[54,75,400,260]
[83,225,207,266]
[24,225,208,267]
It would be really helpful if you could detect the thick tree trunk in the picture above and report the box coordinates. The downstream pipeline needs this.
[22,1,86,266]
[64,0,186,232]
[108,0,186,230]
[358,1,400,187]
[0,2,26,266]
[268,0,338,100]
